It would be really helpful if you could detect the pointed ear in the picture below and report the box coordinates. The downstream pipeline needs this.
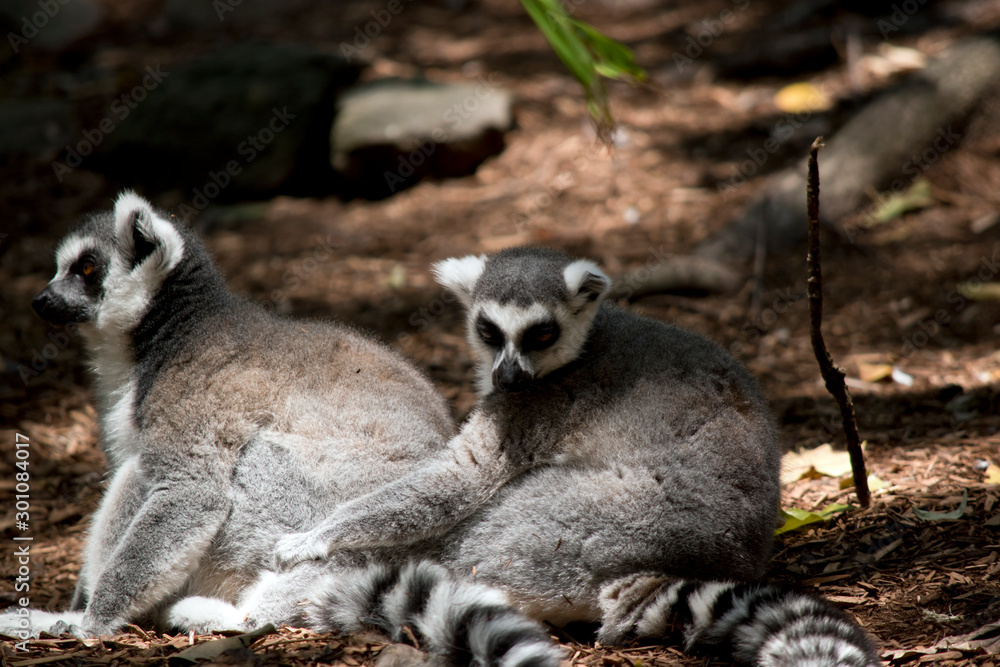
[563,259,611,313]
[113,191,183,271]
[432,255,487,309]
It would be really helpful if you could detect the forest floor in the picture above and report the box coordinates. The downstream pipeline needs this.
[2,0,1000,665]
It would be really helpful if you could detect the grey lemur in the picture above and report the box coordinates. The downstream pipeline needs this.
[274,247,880,667]
[9,192,463,638]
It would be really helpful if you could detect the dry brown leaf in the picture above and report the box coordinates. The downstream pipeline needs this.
[781,443,860,485]
[858,362,893,383]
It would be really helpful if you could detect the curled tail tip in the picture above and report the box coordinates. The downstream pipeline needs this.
[600,577,880,667]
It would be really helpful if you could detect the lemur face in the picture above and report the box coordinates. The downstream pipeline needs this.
[472,301,563,392]
[434,247,611,396]
[32,235,109,325]
[32,192,185,334]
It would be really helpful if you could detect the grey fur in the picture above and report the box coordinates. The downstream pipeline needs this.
[274,247,878,666]
[8,192,455,638]
[271,251,775,630]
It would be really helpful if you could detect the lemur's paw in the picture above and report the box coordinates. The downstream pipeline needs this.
[167,596,246,634]
[274,531,330,568]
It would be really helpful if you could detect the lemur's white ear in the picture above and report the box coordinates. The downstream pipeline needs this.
[113,190,184,271]
[432,254,487,308]
[563,259,611,313]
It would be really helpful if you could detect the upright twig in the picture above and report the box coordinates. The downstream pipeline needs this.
[806,137,871,508]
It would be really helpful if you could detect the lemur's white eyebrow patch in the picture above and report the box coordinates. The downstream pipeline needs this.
[55,235,98,277]
[476,301,552,342]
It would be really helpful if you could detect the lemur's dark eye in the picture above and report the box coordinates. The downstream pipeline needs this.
[522,321,560,352]
[74,255,98,280]
[476,316,503,347]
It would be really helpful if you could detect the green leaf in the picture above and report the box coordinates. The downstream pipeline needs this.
[913,490,968,522]
[520,0,645,140]
[872,178,935,224]
[775,503,851,535]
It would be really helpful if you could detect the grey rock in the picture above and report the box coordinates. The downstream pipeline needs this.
[331,78,513,199]
[95,43,360,198]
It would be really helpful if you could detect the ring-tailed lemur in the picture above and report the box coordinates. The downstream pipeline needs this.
[270,247,879,667]
[7,192,460,638]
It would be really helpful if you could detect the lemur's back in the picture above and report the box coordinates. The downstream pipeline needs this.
[141,300,456,600]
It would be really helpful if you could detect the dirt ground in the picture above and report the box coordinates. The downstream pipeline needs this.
[3,0,1000,665]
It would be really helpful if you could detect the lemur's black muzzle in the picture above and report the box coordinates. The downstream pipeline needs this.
[493,356,533,392]
[32,282,90,325]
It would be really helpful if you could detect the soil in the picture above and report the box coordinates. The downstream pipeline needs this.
[2,0,1000,665]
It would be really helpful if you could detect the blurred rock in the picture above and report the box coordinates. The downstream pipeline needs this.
[94,43,360,201]
[164,0,311,31]
[331,78,513,199]
[1,0,103,53]
[0,99,73,155]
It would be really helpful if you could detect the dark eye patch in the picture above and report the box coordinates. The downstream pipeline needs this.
[476,315,503,347]
[71,253,102,285]
[521,320,560,352]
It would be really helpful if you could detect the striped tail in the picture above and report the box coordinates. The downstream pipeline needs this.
[598,576,880,667]
[306,561,563,667]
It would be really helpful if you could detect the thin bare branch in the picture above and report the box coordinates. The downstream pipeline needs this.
[806,136,871,508]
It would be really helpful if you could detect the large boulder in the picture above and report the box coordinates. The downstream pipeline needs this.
[93,43,360,203]
[331,77,513,199]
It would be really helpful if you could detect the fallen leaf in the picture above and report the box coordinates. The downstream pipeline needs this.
[958,281,1000,301]
[168,624,275,665]
[872,179,934,223]
[913,490,968,522]
[774,82,831,113]
[986,463,1000,485]
[385,265,407,290]
[775,503,851,535]
[839,473,886,491]
[858,362,893,383]
[781,443,861,485]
